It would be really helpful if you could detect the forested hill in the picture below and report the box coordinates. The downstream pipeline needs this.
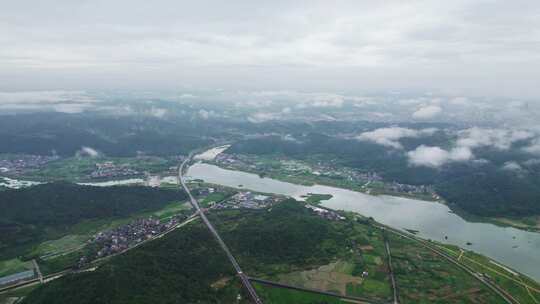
[228,134,540,218]
[0,113,212,156]
[0,182,186,259]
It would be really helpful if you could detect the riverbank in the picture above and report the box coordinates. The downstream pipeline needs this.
[187,162,540,281]
[208,158,540,233]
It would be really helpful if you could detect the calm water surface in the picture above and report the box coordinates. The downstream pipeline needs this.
[187,162,540,281]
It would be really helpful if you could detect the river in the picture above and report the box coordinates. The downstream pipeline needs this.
[187,161,540,281]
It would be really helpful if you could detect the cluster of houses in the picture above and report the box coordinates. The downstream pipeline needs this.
[384,182,436,196]
[213,191,280,209]
[89,161,140,179]
[305,204,346,221]
[0,154,59,175]
[80,215,185,266]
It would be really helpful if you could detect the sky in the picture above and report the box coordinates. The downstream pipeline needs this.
[1,0,540,98]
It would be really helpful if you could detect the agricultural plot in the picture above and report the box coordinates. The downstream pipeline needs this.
[253,282,346,304]
[275,224,392,301]
[0,259,33,278]
[438,243,540,304]
[388,234,506,304]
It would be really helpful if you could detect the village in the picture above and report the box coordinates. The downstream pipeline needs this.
[213,153,436,198]
[0,154,59,175]
[78,214,188,267]
[89,161,140,179]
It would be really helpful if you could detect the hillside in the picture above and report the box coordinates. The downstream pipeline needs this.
[0,182,185,260]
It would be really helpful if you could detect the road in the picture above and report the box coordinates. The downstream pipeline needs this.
[179,153,263,304]
[383,231,399,304]
[31,259,43,284]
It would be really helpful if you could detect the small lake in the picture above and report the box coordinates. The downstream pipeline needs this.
[187,162,540,281]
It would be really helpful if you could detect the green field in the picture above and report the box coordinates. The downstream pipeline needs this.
[437,243,540,304]
[0,284,39,304]
[200,192,231,207]
[304,193,333,205]
[210,203,518,303]
[388,234,505,304]
[253,282,346,304]
[0,258,34,277]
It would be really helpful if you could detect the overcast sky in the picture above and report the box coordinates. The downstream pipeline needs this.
[2,0,540,98]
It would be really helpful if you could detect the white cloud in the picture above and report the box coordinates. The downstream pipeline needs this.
[197,109,218,120]
[502,161,523,172]
[457,128,534,150]
[397,98,423,106]
[0,91,95,104]
[179,93,198,99]
[78,146,100,157]
[449,97,469,105]
[407,145,473,168]
[149,107,167,118]
[523,159,540,166]
[405,127,537,168]
[1,2,540,96]
[523,139,540,155]
[412,105,442,119]
[247,112,279,123]
[357,127,437,149]
[0,91,97,113]
[312,95,344,108]
[52,103,90,113]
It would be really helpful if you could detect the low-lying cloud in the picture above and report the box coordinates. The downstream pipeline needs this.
[406,127,538,168]
[412,105,442,119]
[523,139,540,155]
[457,127,534,150]
[248,112,280,123]
[78,146,100,158]
[312,95,344,108]
[357,127,437,149]
[407,145,473,168]
[502,161,524,172]
[0,90,97,113]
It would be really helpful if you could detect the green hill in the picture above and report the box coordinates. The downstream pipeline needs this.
[0,182,185,260]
